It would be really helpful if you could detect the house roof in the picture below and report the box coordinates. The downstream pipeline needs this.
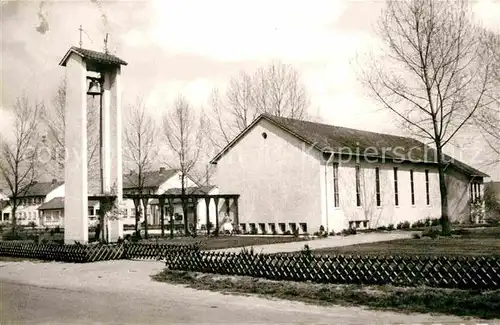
[149,186,217,205]
[0,200,9,211]
[123,168,179,190]
[38,197,100,211]
[17,181,64,198]
[59,46,128,67]
[210,114,488,178]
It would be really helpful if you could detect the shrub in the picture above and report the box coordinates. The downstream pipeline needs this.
[300,244,313,261]
[412,219,426,228]
[430,218,440,226]
[54,225,61,233]
[319,225,325,232]
[422,229,440,239]
[271,228,278,235]
[292,228,300,238]
[411,233,421,239]
[387,224,395,231]
[341,228,357,236]
[27,221,37,230]
[240,246,255,255]
[313,231,321,237]
[397,221,410,229]
[328,230,336,236]
[250,227,258,235]
[3,230,24,241]
[376,226,387,231]
[284,230,291,235]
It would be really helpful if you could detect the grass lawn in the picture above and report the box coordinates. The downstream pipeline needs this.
[311,227,500,257]
[138,235,307,250]
[152,270,500,319]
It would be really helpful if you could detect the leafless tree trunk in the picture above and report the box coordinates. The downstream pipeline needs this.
[474,32,500,165]
[42,78,100,179]
[163,95,205,235]
[123,97,158,238]
[0,95,43,232]
[361,0,496,234]
[209,62,310,151]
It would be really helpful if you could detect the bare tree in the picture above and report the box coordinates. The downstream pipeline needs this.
[361,0,496,234]
[163,95,205,235]
[42,78,100,178]
[123,97,158,236]
[0,95,43,231]
[209,62,310,151]
[474,31,500,165]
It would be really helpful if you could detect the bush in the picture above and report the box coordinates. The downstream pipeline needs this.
[376,226,387,231]
[341,228,357,236]
[328,230,336,236]
[54,225,61,233]
[397,221,410,230]
[422,229,440,239]
[27,221,37,230]
[411,233,421,239]
[387,224,395,231]
[430,218,440,226]
[284,230,291,235]
[412,219,427,228]
[250,227,258,235]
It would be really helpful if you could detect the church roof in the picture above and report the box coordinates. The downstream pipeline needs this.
[211,113,488,178]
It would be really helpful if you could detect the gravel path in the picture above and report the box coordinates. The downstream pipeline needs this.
[212,231,417,254]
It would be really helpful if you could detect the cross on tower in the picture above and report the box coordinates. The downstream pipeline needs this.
[79,25,83,48]
[104,33,109,54]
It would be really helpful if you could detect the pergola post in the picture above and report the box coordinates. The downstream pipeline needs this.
[167,198,174,239]
[159,197,165,237]
[141,197,149,239]
[133,197,140,235]
[204,197,211,236]
[214,197,220,236]
[234,197,239,231]
[192,197,198,237]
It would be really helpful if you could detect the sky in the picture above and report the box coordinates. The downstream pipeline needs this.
[1,0,499,180]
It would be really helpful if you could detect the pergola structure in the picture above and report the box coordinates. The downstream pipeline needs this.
[89,193,240,238]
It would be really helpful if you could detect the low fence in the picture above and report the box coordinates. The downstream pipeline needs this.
[2,241,499,289]
[0,241,198,263]
[164,251,500,290]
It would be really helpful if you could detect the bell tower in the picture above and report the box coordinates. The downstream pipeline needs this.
[59,46,127,244]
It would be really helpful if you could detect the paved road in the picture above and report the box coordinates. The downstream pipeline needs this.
[0,260,488,324]
[212,231,417,254]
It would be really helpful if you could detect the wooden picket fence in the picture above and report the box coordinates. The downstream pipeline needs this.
[0,241,198,263]
[164,250,500,290]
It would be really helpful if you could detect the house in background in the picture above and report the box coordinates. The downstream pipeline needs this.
[122,167,223,233]
[148,185,220,231]
[0,180,64,227]
[38,197,101,228]
[211,114,488,234]
[0,189,9,223]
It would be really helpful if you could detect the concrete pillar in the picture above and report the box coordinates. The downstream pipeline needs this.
[101,72,112,194]
[64,53,88,244]
[110,67,123,201]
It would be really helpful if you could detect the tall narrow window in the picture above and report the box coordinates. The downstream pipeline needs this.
[375,167,381,206]
[333,163,339,207]
[410,169,415,205]
[425,170,430,205]
[355,165,361,206]
[393,167,399,206]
